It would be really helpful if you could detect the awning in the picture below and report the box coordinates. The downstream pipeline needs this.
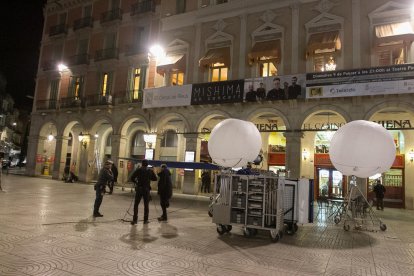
[248,40,281,61]
[156,54,185,75]
[374,23,414,47]
[199,47,230,67]
[307,30,341,57]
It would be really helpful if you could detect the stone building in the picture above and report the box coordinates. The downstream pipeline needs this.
[28,0,414,208]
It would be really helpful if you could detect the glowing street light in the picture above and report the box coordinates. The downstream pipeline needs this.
[149,44,165,57]
[57,63,68,72]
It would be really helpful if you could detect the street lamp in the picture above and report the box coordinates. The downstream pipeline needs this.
[57,63,68,72]
[149,44,165,58]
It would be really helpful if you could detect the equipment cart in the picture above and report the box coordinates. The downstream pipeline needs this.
[211,173,285,242]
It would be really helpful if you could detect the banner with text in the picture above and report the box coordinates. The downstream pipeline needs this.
[191,79,244,105]
[143,84,192,108]
[306,64,414,98]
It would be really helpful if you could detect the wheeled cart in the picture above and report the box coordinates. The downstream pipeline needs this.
[211,173,285,242]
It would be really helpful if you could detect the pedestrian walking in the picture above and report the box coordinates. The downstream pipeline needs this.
[93,160,114,217]
[130,160,157,225]
[157,164,173,222]
[373,179,386,210]
[201,170,211,193]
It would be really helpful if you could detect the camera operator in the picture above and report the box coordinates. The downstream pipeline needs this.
[130,160,157,225]
[92,160,114,217]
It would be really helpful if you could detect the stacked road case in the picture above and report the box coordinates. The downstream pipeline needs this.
[212,173,285,242]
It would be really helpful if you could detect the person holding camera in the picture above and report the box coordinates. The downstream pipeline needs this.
[130,160,157,225]
[93,160,114,217]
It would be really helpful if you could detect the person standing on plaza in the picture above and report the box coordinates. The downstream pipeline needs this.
[201,170,211,193]
[157,164,173,222]
[130,160,157,225]
[373,179,386,210]
[108,162,118,194]
[93,160,114,217]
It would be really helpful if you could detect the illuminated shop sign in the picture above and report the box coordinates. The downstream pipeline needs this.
[191,80,244,105]
[302,120,413,131]
[372,120,412,129]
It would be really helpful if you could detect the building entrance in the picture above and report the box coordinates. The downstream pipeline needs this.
[316,167,344,198]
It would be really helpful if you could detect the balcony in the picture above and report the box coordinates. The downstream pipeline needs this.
[59,97,82,109]
[100,8,122,24]
[49,24,68,37]
[36,100,58,110]
[116,90,143,104]
[94,48,119,61]
[83,95,113,107]
[131,0,155,16]
[124,44,148,57]
[73,16,94,31]
[68,54,89,66]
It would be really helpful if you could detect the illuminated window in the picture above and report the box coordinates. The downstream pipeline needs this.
[313,55,337,72]
[210,62,228,82]
[259,59,277,77]
[133,68,141,99]
[101,72,113,96]
[69,76,83,99]
[160,130,178,147]
[170,71,184,85]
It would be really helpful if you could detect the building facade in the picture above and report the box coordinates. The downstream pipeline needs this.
[28,0,414,209]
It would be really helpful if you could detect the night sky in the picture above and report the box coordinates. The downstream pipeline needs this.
[0,1,47,110]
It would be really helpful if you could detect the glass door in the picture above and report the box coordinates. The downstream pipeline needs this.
[317,167,344,198]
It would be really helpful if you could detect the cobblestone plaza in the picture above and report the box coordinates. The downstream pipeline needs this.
[1,175,414,275]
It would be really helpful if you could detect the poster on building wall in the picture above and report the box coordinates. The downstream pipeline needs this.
[244,74,306,102]
[191,79,244,105]
[306,63,414,99]
[143,84,192,108]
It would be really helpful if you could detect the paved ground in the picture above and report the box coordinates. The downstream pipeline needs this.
[1,174,414,275]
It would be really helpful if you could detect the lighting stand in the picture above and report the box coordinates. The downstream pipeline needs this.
[338,175,386,232]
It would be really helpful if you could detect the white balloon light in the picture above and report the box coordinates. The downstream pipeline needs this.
[329,120,396,178]
[208,119,262,168]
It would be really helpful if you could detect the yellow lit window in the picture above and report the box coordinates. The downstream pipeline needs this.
[102,73,108,96]
[260,60,277,77]
[170,71,184,86]
[133,68,141,99]
[210,62,228,82]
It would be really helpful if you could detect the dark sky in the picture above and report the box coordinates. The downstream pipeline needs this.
[0,1,47,110]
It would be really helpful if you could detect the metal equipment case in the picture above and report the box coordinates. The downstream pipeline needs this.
[211,173,285,242]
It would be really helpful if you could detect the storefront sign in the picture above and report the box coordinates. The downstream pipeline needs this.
[302,122,345,130]
[191,80,244,105]
[306,63,414,98]
[314,154,333,166]
[256,123,279,131]
[143,84,192,108]
[373,120,412,129]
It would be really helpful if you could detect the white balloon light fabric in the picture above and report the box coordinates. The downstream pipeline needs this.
[329,120,396,178]
[208,119,262,168]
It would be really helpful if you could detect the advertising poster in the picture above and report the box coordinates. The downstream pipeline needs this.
[191,79,244,105]
[244,74,306,102]
[306,64,414,98]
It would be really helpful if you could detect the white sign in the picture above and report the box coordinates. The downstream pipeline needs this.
[184,151,195,171]
[145,149,154,160]
[143,84,192,108]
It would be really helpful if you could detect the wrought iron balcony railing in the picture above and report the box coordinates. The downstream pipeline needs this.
[49,24,68,36]
[116,90,143,104]
[131,0,155,16]
[68,54,89,66]
[95,48,119,61]
[59,97,82,109]
[124,44,147,57]
[83,95,113,107]
[100,8,123,24]
[36,100,58,110]
[73,16,94,31]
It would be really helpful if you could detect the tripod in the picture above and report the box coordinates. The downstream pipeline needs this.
[337,175,386,232]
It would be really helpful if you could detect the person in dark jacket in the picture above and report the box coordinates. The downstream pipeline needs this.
[157,164,173,222]
[93,160,114,217]
[130,160,157,225]
[373,179,386,210]
[201,170,211,193]
[108,163,118,194]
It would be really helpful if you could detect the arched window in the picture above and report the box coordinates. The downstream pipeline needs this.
[132,130,145,148]
[160,130,178,147]
[106,133,112,147]
[68,133,73,147]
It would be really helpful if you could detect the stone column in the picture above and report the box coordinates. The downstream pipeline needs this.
[283,131,303,179]
[238,14,247,78]
[193,22,202,82]
[111,134,127,184]
[52,135,69,180]
[78,136,96,183]
[182,133,202,194]
[352,0,361,68]
[26,135,44,176]
[290,2,300,73]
